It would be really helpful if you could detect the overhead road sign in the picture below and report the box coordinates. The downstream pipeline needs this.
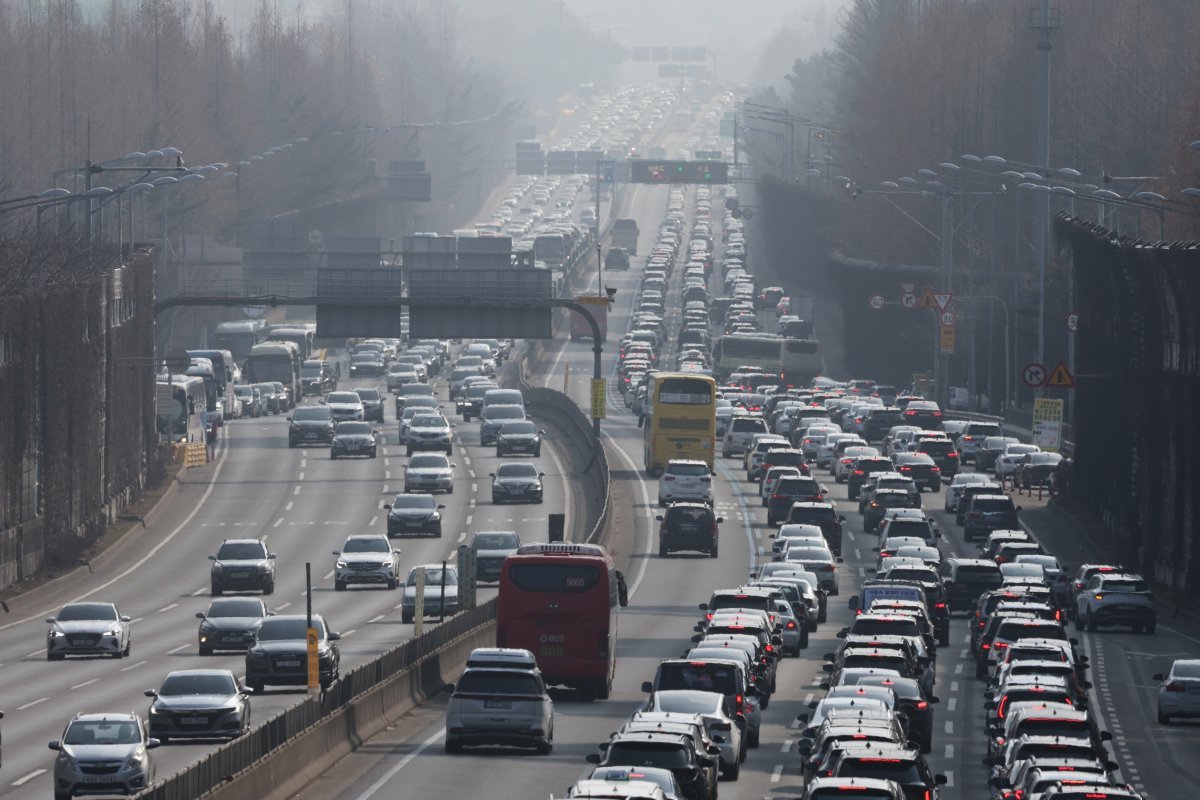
[1022,362,1047,388]
[630,160,729,184]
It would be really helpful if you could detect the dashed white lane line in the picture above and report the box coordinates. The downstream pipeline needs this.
[803,692,814,705]
[378,500,387,509]
[130,617,144,624]
[192,586,207,596]
[285,501,294,511]
[369,515,378,526]
[845,531,856,543]
[468,469,476,479]
[274,517,284,528]
[465,515,473,527]
[369,614,385,623]
[384,458,391,467]
[276,602,292,611]
[157,602,178,613]
[770,765,783,783]
[17,696,48,710]
[298,472,305,481]
[167,643,190,654]
[471,482,478,493]
[119,659,147,672]
[468,499,477,509]
[457,532,467,542]
[11,769,47,787]
[947,697,957,712]
[954,663,963,675]
[944,770,955,787]
[293,486,301,496]
[780,740,791,753]
[854,548,861,559]
[342,628,357,636]
[944,744,955,758]
[382,484,390,494]
[323,570,335,580]
[462,454,472,465]
[944,721,953,734]
[71,678,98,690]
[384,471,391,480]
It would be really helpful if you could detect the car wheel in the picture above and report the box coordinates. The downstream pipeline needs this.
[975,660,988,679]
[387,578,398,590]
[330,453,338,460]
[723,760,740,780]
[1147,620,1157,634]
[659,542,669,558]
[818,608,828,624]
[709,545,719,558]
[212,584,222,596]
[334,580,346,592]
[199,644,213,656]
[535,739,553,755]
[534,447,542,457]
[406,447,413,456]
[1159,710,1172,724]
[55,791,73,800]
[370,449,377,458]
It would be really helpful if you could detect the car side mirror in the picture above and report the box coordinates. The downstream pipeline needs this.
[641,681,654,694]
[656,515,664,521]
[698,603,709,611]
[489,473,496,478]
[332,551,341,556]
[286,417,293,422]
[690,634,703,643]
[328,632,342,641]
[835,557,844,563]
[241,686,253,694]
[383,504,392,510]
[120,615,131,622]
[208,555,217,560]
[437,504,446,510]
[821,663,835,673]
[716,517,725,524]
[1101,730,1113,741]
[585,753,601,765]
[795,714,809,724]
[268,553,277,559]
[442,683,455,694]
[194,612,206,620]
[693,624,704,633]
[539,472,546,478]
[984,700,996,710]
[144,689,158,698]
[49,741,61,751]
[1152,673,1165,681]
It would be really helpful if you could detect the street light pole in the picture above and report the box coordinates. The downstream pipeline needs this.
[1030,0,1059,377]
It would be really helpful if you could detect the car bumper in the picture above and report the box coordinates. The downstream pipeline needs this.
[47,635,124,656]
[408,439,451,451]
[1159,693,1200,716]
[246,664,335,686]
[497,440,539,453]
[659,488,714,504]
[493,488,542,503]
[404,601,459,616]
[332,444,376,456]
[336,568,396,585]
[445,727,548,747]
[387,520,439,536]
[212,572,272,591]
[149,712,245,739]
[55,768,151,797]
[1092,605,1156,625]
[291,431,333,444]
[406,479,453,492]
[200,631,257,651]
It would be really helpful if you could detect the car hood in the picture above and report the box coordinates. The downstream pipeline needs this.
[152,694,239,711]
[474,548,518,559]
[334,435,375,444]
[389,508,438,519]
[52,620,118,634]
[407,467,451,478]
[339,552,392,565]
[409,426,449,435]
[60,743,141,761]
[201,616,264,632]
[292,419,332,427]
[493,476,540,487]
[252,640,327,655]
[214,558,270,570]
[403,585,459,600]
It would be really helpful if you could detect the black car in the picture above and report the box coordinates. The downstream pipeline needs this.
[244,614,340,692]
[490,462,545,504]
[330,421,378,459]
[586,731,719,800]
[210,539,276,596]
[911,437,959,478]
[195,597,270,654]
[495,421,543,457]
[767,476,827,526]
[146,669,250,742]
[861,407,906,443]
[348,352,385,376]
[962,493,1021,541]
[288,406,335,447]
[384,493,444,537]
[939,557,1004,614]
[354,388,385,422]
[892,453,942,492]
[784,502,846,556]
[469,530,521,582]
[300,359,338,396]
[901,401,944,430]
[848,457,897,500]
[657,502,723,558]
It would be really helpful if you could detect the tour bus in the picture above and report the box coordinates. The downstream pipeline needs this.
[710,334,822,385]
[156,375,206,443]
[188,348,239,415]
[266,324,316,360]
[640,371,717,475]
[496,543,628,699]
[211,320,268,363]
[243,341,301,408]
[185,358,221,421]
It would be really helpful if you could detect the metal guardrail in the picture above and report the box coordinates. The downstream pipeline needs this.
[136,599,497,800]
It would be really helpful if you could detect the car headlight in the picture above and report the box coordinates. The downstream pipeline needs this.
[380,561,393,569]
[256,563,272,572]
[336,560,348,568]
[212,562,224,572]
[123,748,147,771]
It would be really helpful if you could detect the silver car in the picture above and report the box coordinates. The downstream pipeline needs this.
[323,390,365,422]
[1155,659,1200,724]
[50,713,158,796]
[405,413,454,455]
[47,602,132,660]
[333,534,401,591]
[404,453,456,493]
[401,564,460,623]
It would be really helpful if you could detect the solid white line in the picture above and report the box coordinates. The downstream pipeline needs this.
[157,603,178,613]
[167,643,190,654]
[71,678,99,690]
[11,769,46,787]
[601,430,654,599]
[119,659,147,672]
[350,728,446,800]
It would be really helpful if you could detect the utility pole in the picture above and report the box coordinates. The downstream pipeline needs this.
[1030,0,1060,377]
[938,192,953,408]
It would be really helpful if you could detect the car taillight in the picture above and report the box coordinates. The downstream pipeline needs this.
[899,466,912,472]
[786,620,797,629]
[700,476,711,483]
[915,701,928,709]
[930,466,941,472]
[764,644,774,653]
[994,642,1009,650]
[1166,682,1187,692]
[853,469,864,476]
[706,613,713,620]
[982,643,991,650]
[735,693,744,710]
[904,410,916,416]
[935,603,946,609]
[947,451,959,458]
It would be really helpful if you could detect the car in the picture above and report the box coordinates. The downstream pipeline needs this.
[963,493,1022,541]
[348,351,385,376]
[46,602,132,660]
[244,614,341,691]
[834,446,881,483]
[333,534,401,591]
[404,452,456,493]
[401,564,460,623]
[323,390,366,421]
[50,713,159,798]
[234,385,263,417]
[834,669,937,753]
[480,403,526,446]
[642,691,745,778]
[767,476,828,526]
[1154,658,1200,723]
[943,472,992,512]
[722,416,769,458]
[405,412,454,455]
[442,664,554,754]
[353,387,386,422]
[469,530,521,582]
[209,538,276,595]
[910,435,959,478]
[940,557,1004,613]
[956,421,1004,463]
[586,730,719,800]
[388,364,421,393]
[824,742,947,798]
[145,669,251,742]
[995,443,1041,479]
[384,493,444,537]
[658,459,716,506]
[1074,572,1156,633]
[954,481,1006,524]
[253,382,282,414]
[570,778,666,800]
[396,381,438,417]
[1014,451,1065,489]
[330,420,378,459]
[892,452,942,492]
[490,462,545,504]
[195,597,270,654]
[496,421,544,456]
[657,502,723,558]
[784,502,846,556]
[799,777,906,800]
[287,405,335,447]
[976,435,1021,472]
[300,359,338,395]
[848,457,897,500]
[863,489,917,531]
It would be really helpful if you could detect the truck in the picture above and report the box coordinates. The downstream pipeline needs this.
[570,295,608,342]
[612,218,639,256]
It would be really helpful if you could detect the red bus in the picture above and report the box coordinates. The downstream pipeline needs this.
[496,543,628,699]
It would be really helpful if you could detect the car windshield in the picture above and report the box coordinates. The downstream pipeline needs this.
[257,618,322,641]
[605,744,691,769]
[294,407,332,420]
[456,671,541,695]
[216,542,266,560]
[64,720,141,745]
[409,455,448,469]
[58,603,117,622]
[343,538,390,553]
[411,415,446,428]
[336,422,372,434]
[474,532,520,550]
[160,673,238,695]
[485,405,524,420]
[391,495,435,510]
[839,759,921,783]
[235,387,254,397]
[853,618,919,636]
[356,389,381,401]
[301,365,321,377]
[497,464,539,478]
[408,567,457,585]
[501,422,537,435]
[207,599,263,618]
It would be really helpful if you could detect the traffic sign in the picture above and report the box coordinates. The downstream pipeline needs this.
[1033,398,1065,451]
[306,627,320,691]
[940,310,956,328]
[900,292,917,309]
[918,289,938,309]
[1022,362,1047,388]
[939,325,955,354]
[591,378,607,419]
[932,291,953,311]
[1046,359,1076,388]
[602,159,615,184]
[901,283,916,294]
[1066,311,1079,332]
[869,294,885,310]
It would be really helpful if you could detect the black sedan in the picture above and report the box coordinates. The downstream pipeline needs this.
[195,597,270,655]
[146,669,251,742]
[490,462,545,504]
[495,421,544,456]
[330,421,378,459]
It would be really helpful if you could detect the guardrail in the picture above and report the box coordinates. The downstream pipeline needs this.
[944,409,1074,458]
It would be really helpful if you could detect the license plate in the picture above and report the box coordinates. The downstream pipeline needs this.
[539,645,564,657]
[276,659,300,667]
[88,775,121,783]
[222,635,243,643]
[181,716,208,725]
[484,700,513,709]
[71,638,93,646]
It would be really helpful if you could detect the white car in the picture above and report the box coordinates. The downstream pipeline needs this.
[405,413,454,455]
[657,459,715,506]
[1075,572,1157,633]
[644,690,744,779]
[760,465,802,505]
[443,666,554,754]
[46,602,132,660]
[944,472,992,512]
[1154,659,1200,724]
[323,390,365,422]
[833,445,880,482]
[995,443,1041,479]
[333,534,401,591]
[817,434,861,469]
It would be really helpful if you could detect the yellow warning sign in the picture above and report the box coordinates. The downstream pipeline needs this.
[577,295,608,305]
[918,289,938,309]
[591,378,607,419]
[939,325,955,354]
[306,627,320,690]
[1046,359,1075,388]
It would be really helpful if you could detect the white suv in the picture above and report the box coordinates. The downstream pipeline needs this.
[657,459,715,506]
[443,667,554,754]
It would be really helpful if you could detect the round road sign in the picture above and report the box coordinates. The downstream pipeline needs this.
[1022,362,1047,389]
[1067,311,1079,332]
[900,292,917,309]
[940,310,957,327]
[869,294,885,310]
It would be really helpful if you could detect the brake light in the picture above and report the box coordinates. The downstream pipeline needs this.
[904,410,916,416]
[935,603,946,609]
[786,620,797,629]
[982,643,991,650]
[853,469,865,476]
[915,701,928,709]
[1166,682,1187,692]
[947,451,958,458]
[764,643,774,652]
[735,693,744,711]
[930,466,941,472]
[994,642,1009,649]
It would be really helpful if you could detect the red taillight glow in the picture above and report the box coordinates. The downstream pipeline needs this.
[915,701,928,709]
[1166,683,1187,692]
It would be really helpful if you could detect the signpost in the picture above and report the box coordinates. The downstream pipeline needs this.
[1033,397,1064,451]
[1046,359,1076,389]
[900,292,917,309]
[591,378,607,419]
[939,325,956,354]
[868,294,885,310]
[940,310,957,328]
[305,562,318,693]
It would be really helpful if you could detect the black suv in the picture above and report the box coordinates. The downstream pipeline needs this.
[767,476,827,526]
[861,407,906,442]
[210,539,276,595]
[911,436,959,478]
[939,558,1004,613]
[586,731,719,800]
[354,388,385,422]
[784,502,846,556]
[657,502,723,558]
[892,453,942,492]
[244,614,340,692]
[962,493,1021,541]
[288,405,334,448]
[848,457,896,500]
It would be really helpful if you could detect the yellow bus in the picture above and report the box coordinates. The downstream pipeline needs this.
[641,372,717,476]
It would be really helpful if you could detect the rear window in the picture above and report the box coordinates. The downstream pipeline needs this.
[456,671,542,695]
[605,743,690,769]
[731,418,768,433]
[506,564,599,592]
[916,440,953,456]
[885,520,934,538]
[668,463,711,476]
[998,622,1066,641]
[809,790,897,800]
[974,498,1016,512]
[656,664,739,694]
[955,565,1003,583]
[851,618,919,637]
[789,508,836,525]
[710,594,771,613]
[867,410,903,426]
[838,759,922,783]
[666,507,715,526]
[968,423,1003,436]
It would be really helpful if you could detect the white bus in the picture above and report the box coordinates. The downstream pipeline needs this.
[710,334,822,386]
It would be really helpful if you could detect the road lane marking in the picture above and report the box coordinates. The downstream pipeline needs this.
[11,769,47,787]
[293,486,301,495]
[468,470,476,479]
[465,515,473,526]
[854,548,861,559]
[349,728,445,800]
[273,518,283,528]
[378,500,387,509]
[944,771,954,787]
[192,586,207,595]
[954,663,963,675]
[298,472,305,481]
[167,644,190,654]
[71,678,100,689]
[343,628,357,636]
[285,501,294,511]
[323,570,334,580]
[385,471,391,480]
[947,697,957,711]
[130,617,144,624]
[770,765,783,783]
[369,615,385,623]
[471,482,478,493]
[119,659,147,672]
[457,532,466,542]
[384,458,390,466]
[780,741,791,753]
[369,515,378,526]
[18,697,49,710]
[944,744,955,758]
[276,602,292,611]
[944,721,953,734]
[157,603,178,613]
[382,484,390,494]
